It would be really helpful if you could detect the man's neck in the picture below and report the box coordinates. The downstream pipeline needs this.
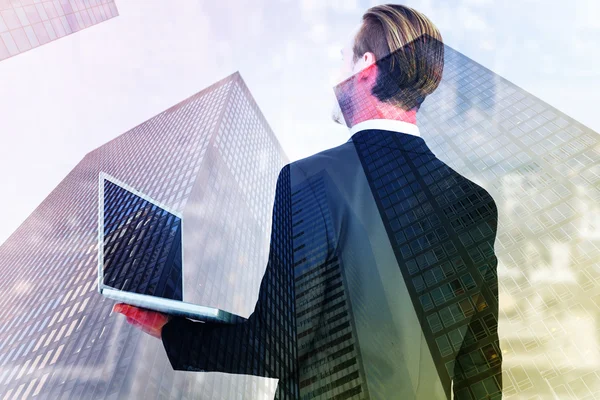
[349,101,417,127]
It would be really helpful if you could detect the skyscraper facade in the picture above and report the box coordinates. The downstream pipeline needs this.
[0,0,118,62]
[0,71,292,399]
[418,45,600,399]
[349,128,501,400]
[291,172,371,399]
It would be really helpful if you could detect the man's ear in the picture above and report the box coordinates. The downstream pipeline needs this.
[356,61,377,82]
[354,51,376,80]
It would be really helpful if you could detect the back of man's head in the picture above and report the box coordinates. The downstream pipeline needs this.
[353,4,444,111]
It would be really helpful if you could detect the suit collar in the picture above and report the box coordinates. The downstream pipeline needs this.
[346,119,433,155]
[348,118,420,137]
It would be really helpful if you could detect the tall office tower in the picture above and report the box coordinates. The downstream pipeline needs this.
[348,128,501,400]
[0,71,295,399]
[417,45,600,398]
[0,0,118,62]
[291,172,371,400]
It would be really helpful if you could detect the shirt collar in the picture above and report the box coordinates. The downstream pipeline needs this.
[347,118,420,140]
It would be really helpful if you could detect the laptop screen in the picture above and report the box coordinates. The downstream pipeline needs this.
[100,176,184,301]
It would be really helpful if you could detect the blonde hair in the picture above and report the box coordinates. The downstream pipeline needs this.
[352,4,444,110]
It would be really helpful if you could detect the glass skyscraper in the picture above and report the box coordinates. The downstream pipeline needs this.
[0,71,292,399]
[291,172,371,399]
[0,0,118,62]
[417,45,600,399]
[1,38,599,400]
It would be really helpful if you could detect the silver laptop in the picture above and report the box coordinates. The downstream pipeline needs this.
[97,172,245,324]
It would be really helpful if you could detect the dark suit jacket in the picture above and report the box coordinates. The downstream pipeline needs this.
[161,128,502,400]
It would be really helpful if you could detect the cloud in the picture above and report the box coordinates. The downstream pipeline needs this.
[307,23,327,43]
[301,0,318,12]
[524,39,539,51]
[480,38,495,51]
[284,39,296,63]
[575,0,600,29]
[327,43,342,60]
[458,5,488,31]
[301,0,358,12]
[271,53,283,71]
[247,8,263,37]
[463,0,493,5]
[328,0,359,12]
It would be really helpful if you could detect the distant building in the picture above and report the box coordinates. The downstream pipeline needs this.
[418,45,600,399]
[0,0,118,61]
[0,71,293,399]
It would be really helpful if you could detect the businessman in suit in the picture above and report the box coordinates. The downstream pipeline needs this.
[114,4,502,399]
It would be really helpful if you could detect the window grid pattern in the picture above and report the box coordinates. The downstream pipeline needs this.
[418,45,600,398]
[352,129,502,400]
[291,173,368,400]
[0,0,118,61]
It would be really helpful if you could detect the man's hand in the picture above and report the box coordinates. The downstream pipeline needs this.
[112,303,172,339]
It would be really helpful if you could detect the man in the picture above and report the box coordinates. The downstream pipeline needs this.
[114,4,502,399]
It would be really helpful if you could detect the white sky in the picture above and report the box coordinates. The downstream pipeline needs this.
[0,0,598,247]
